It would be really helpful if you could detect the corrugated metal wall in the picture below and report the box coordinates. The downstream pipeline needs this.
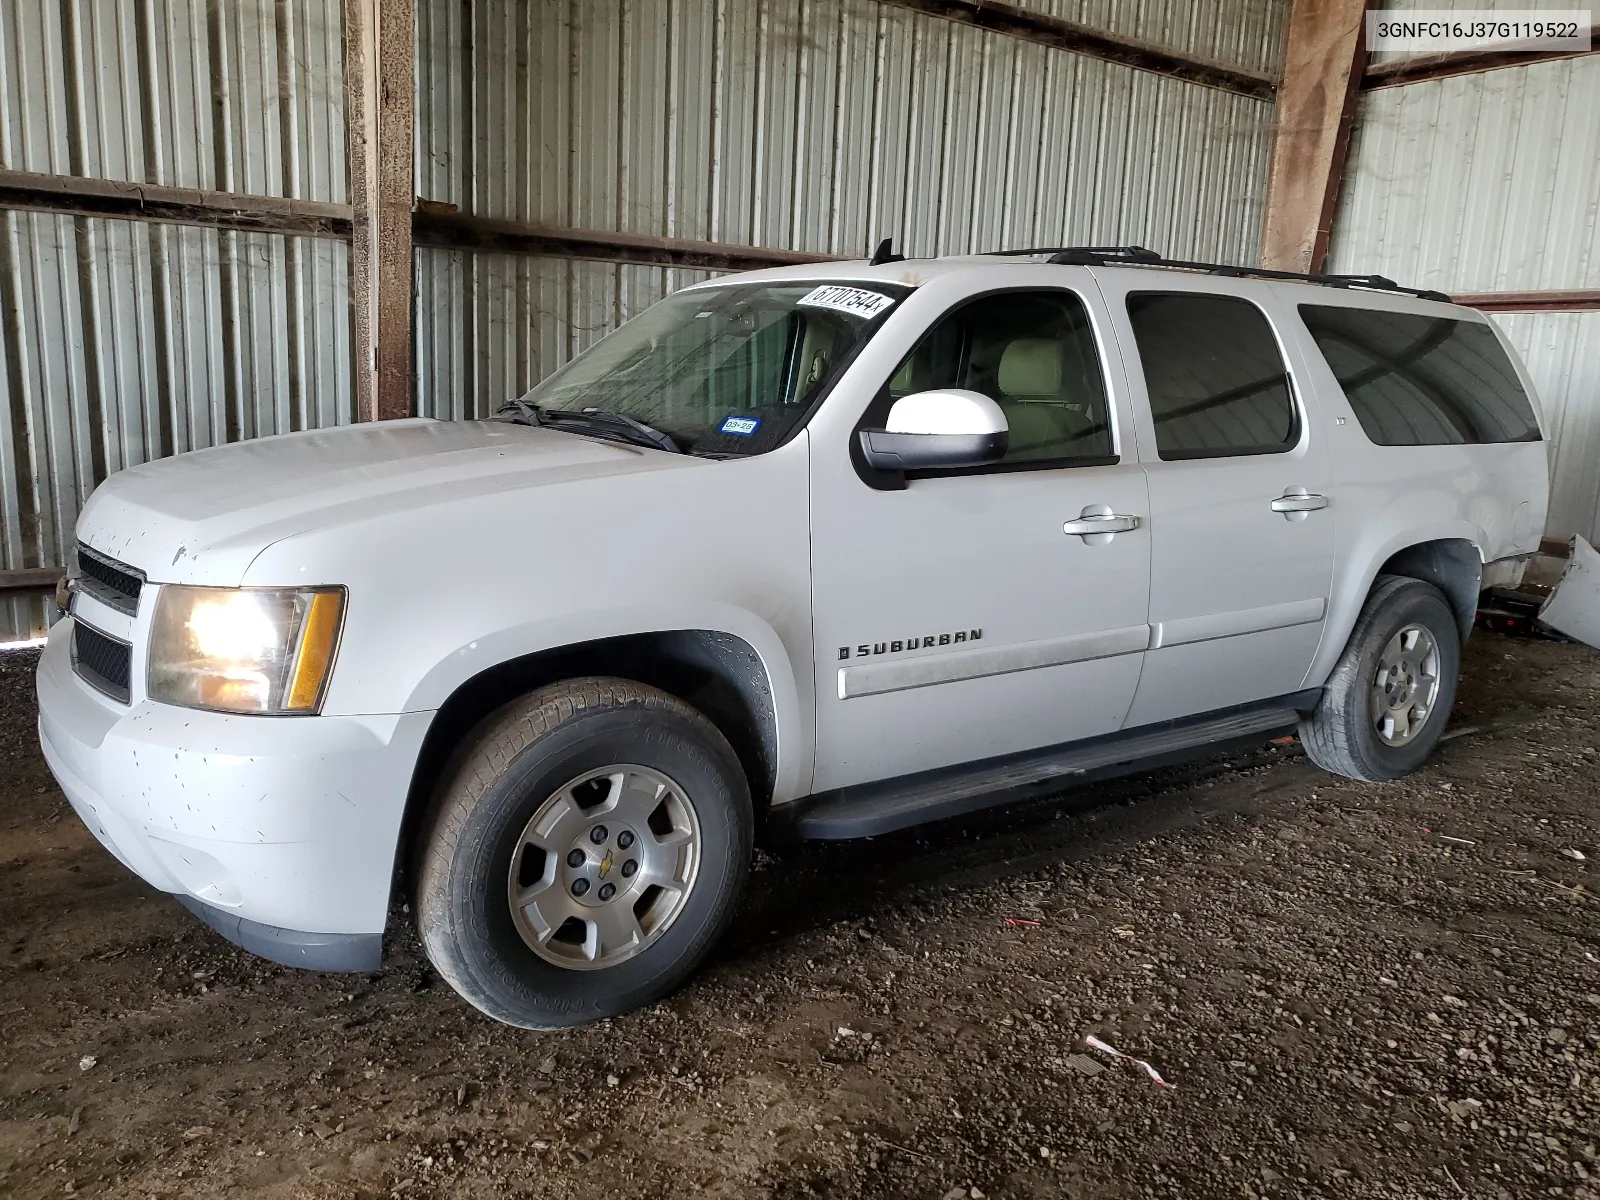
[0,0,351,639]
[413,0,1283,420]
[1007,0,1286,75]
[1328,55,1600,542]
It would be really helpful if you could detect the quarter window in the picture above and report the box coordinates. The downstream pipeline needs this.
[1298,305,1541,445]
[885,290,1114,467]
[1126,293,1297,459]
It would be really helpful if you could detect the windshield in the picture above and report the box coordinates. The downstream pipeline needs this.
[517,281,907,455]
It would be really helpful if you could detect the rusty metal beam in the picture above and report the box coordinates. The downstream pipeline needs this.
[872,0,1276,99]
[1364,27,1599,89]
[1454,290,1600,314]
[1260,0,1371,274]
[0,169,351,238]
[344,0,414,423]
[412,212,849,272]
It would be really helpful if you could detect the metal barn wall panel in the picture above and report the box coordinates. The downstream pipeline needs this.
[1329,58,1600,292]
[0,0,347,201]
[413,0,1277,417]
[1006,0,1287,76]
[0,213,352,638]
[1493,312,1600,545]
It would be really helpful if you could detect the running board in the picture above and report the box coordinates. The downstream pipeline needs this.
[792,691,1320,840]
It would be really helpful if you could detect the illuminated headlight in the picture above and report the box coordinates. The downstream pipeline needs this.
[148,586,346,714]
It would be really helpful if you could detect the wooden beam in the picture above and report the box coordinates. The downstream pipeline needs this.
[1454,289,1600,314]
[0,169,351,238]
[1365,27,1598,89]
[1260,0,1371,274]
[344,0,414,423]
[873,0,1276,99]
[412,212,850,272]
[0,567,61,595]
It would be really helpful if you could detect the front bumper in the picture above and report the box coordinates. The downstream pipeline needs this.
[36,623,434,971]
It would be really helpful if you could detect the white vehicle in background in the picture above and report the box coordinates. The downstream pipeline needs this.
[37,245,1548,1029]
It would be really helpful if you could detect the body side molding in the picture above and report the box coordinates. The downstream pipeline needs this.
[1151,597,1326,649]
[837,623,1150,699]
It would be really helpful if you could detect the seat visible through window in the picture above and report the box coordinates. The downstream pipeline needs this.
[885,291,1113,467]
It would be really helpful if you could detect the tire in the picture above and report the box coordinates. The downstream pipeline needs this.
[414,677,753,1029]
[1300,575,1462,783]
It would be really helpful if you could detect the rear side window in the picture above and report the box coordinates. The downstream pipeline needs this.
[1299,305,1541,445]
[1125,293,1297,460]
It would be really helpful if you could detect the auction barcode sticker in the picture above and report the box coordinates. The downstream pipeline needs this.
[798,285,896,320]
[1367,10,1590,51]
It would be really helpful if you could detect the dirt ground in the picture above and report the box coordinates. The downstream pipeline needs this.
[0,633,1596,1200]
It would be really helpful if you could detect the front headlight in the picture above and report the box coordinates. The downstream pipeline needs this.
[148,586,345,714]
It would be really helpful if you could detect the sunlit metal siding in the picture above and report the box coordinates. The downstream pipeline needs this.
[1008,0,1287,76]
[413,0,1278,418]
[1493,312,1600,545]
[0,212,353,638]
[1329,58,1600,293]
[0,0,347,201]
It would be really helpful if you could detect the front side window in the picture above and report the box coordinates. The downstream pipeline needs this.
[1298,305,1541,445]
[882,290,1114,467]
[520,281,905,455]
[1126,293,1297,460]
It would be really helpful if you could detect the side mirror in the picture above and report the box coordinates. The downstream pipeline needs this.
[858,389,1009,471]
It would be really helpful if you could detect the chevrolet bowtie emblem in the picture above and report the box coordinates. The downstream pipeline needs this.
[599,849,614,879]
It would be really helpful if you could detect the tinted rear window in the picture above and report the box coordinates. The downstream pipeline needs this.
[1299,306,1541,446]
[1125,293,1297,460]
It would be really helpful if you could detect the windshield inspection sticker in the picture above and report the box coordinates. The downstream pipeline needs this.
[719,416,762,436]
[797,285,895,320]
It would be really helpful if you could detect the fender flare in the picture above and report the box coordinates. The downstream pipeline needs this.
[1307,522,1485,688]
[402,601,813,805]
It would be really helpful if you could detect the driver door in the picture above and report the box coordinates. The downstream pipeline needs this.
[807,281,1153,793]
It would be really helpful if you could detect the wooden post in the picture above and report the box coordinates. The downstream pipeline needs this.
[345,0,415,421]
[1259,0,1370,274]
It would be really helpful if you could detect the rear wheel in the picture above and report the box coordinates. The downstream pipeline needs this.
[1300,576,1461,782]
[414,677,753,1029]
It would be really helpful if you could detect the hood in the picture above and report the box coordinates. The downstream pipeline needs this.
[77,418,693,584]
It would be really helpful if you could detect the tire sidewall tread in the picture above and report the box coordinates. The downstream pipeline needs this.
[1301,575,1462,782]
[414,677,753,1029]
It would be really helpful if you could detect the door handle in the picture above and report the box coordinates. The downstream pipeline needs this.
[1270,490,1328,513]
[1063,512,1140,536]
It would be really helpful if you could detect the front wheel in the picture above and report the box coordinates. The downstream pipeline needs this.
[414,678,753,1029]
[1300,576,1462,782]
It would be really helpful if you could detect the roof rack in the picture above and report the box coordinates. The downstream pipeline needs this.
[986,244,1453,302]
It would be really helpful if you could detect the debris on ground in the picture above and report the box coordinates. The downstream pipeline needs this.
[1539,535,1600,648]
[1083,1035,1175,1088]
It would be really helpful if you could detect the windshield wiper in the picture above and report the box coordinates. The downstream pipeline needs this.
[495,398,682,454]
[542,408,683,454]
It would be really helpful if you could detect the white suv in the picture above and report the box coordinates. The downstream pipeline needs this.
[36,247,1549,1028]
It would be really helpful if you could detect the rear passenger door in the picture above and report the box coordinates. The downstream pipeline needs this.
[1093,275,1337,727]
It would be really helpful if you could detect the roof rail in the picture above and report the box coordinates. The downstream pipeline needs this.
[985,244,1452,302]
